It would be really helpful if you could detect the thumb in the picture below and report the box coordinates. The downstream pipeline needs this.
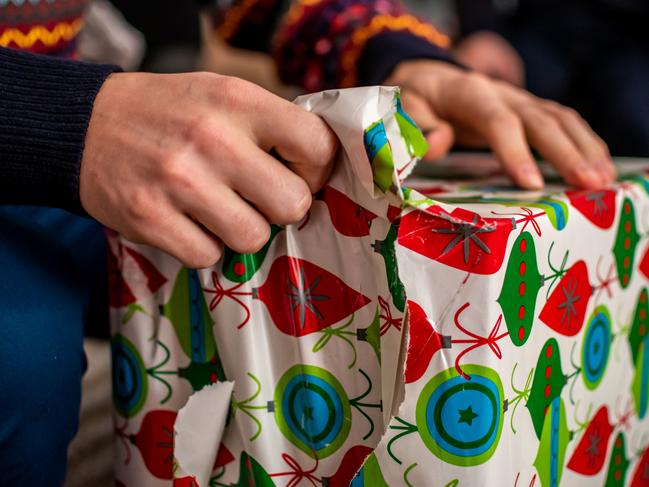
[400,90,455,161]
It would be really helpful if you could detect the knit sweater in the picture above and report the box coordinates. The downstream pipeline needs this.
[0,1,451,212]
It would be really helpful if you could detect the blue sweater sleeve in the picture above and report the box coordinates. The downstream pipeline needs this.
[0,47,121,212]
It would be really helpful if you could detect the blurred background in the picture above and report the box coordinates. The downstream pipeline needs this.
[67,1,649,485]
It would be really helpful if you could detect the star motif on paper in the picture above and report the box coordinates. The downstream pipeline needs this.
[458,406,479,426]
[585,191,609,219]
[558,276,581,327]
[287,266,329,329]
[585,432,602,464]
[431,213,496,264]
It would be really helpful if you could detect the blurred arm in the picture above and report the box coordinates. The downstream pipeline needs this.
[197,0,455,91]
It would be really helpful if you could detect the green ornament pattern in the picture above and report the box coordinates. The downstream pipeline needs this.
[497,231,543,346]
[613,197,640,288]
[526,338,566,439]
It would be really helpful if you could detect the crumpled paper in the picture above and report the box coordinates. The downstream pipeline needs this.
[109,86,649,486]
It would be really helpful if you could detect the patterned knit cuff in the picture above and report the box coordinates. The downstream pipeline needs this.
[273,4,451,93]
[0,47,121,213]
[355,27,455,87]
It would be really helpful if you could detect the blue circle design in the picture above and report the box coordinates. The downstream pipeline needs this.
[582,310,611,388]
[111,335,146,417]
[425,374,501,459]
[281,374,344,451]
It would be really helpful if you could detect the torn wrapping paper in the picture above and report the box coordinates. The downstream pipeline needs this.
[109,86,649,486]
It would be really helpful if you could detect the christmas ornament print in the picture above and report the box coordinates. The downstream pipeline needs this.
[274,364,352,459]
[112,334,147,418]
[533,397,570,487]
[498,231,543,346]
[317,185,377,237]
[539,259,591,337]
[604,433,630,486]
[364,119,394,192]
[567,189,617,229]
[613,197,640,289]
[221,224,281,283]
[108,88,649,487]
[398,205,516,275]
[254,256,371,336]
[567,405,613,475]
[415,364,504,466]
[526,338,566,439]
[581,306,612,390]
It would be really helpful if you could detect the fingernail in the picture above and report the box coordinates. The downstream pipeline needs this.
[519,166,544,189]
[578,164,603,187]
[602,159,617,179]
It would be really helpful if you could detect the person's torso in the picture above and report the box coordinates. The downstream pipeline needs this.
[0,0,89,57]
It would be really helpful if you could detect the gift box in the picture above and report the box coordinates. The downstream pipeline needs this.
[108,86,649,486]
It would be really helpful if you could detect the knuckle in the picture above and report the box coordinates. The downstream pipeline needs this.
[529,111,560,132]
[159,151,197,192]
[234,221,270,254]
[464,71,491,90]
[126,187,157,223]
[183,246,222,269]
[212,75,254,109]
[310,125,339,165]
[282,188,312,223]
[558,106,581,125]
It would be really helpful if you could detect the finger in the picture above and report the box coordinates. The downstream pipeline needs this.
[541,102,616,181]
[230,143,313,225]
[132,210,224,269]
[516,105,603,188]
[251,96,338,192]
[177,183,272,255]
[400,90,455,161]
[417,73,544,188]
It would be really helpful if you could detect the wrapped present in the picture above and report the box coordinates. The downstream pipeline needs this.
[108,86,649,486]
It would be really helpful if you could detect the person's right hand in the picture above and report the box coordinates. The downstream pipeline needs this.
[80,72,338,268]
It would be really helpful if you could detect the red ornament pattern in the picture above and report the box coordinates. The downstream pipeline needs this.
[318,185,377,236]
[398,206,515,274]
[567,189,617,229]
[254,256,371,336]
[539,260,591,336]
[567,406,613,475]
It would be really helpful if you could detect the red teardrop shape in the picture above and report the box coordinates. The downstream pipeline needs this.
[404,300,448,383]
[108,243,136,308]
[254,256,371,337]
[630,446,649,486]
[567,189,616,229]
[398,206,514,275]
[124,246,168,293]
[540,261,591,336]
[319,186,377,237]
[132,409,176,480]
[567,406,613,475]
[173,477,199,487]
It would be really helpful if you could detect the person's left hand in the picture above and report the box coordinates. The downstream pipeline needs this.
[386,60,616,189]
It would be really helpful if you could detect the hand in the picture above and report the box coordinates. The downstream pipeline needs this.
[454,31,525,87]
[80,72,337,268]
[386,60,616,189]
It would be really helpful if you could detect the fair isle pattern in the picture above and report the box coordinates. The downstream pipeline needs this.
[0,18,82,49]
[0,0,87,53]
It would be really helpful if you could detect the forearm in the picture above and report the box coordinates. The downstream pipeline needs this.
[0,47,120,212]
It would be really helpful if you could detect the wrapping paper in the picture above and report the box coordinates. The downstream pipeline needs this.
[109,86,649,486]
